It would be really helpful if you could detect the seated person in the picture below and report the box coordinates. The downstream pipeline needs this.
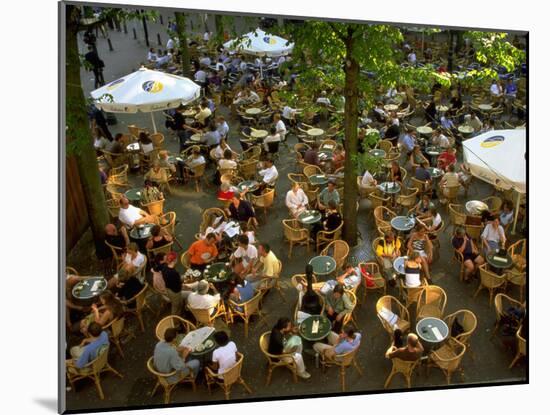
[249,243,280,289]
[140,181,165,205]
[194,100,212,127]
[187,280,221,316]
[360,169,378,191]
[153,327,200,384]
[67,322,109,370]
[481,216,506,254]
[403,251,423,288]
[114,266,145,306]
[145,162,168,186]
[226,192,257,226]
[332,144,345,171]
[409,145,429,171]
[324,283,354,333]
[213,138,233,160]
[228,274,256,308]
[268,317,310,379]
[201,122,222,148]
[158,150,177,174]
[414,161,432,186]
[104,223,129,249]
[184,147,206,177]
[430,128,450,149]
[77,291,123,336]
[217,182,235,201]
[385,333,424,361]
[313,327,361,361]
[437,147,457,171]
[187,233,219,271]
[407,224,433,282]
[414,194,435,219]
[231,234,258,277]
[499,200,514,229]
[319,262,361,295]
[439,164,460,200]
[452,226,485,282]
[312,200,342,238]
[208,331,238,377]
[418,206,443,234]
[387,161,403,184]
[104,133,124,154]
[145,225,173,250]
[218,149,238,171]
[263,126,281,153]
[286,183,309,218]
[122,242,147,276]
[138,132,155,155]
[257,159,279,191]
[303,142,320,166]
[118,196,157,228]
[317,180,340,212]
[376,230,402,280]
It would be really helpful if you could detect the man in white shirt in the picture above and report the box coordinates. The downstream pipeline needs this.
[273,113,287,142]
[118,197,157,228]
[210,331,238,376]
[286,183,309,217]
[431,128,450,148]
[282,105,297,121]
[489,80,502,97]
[481,216,506,254]
[263,127,281,152]
[258,159,278,186]
[215,116,229,138]
[248,90,261,104]
[194,68,207,84]
[203,31,211,42]
[187,280,221,315]
[232,234,258,275]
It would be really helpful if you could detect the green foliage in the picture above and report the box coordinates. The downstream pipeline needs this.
[465,31,525,72]
[356,132,385,175]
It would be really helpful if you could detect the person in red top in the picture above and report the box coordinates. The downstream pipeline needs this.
[187,233,219,271]
[437,147,457,171]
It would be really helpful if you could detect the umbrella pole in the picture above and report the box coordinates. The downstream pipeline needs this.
[150,112,157,134]
[511,190,521,235]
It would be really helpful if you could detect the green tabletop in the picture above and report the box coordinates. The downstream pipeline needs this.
[130,223,155,240]
[416,317,449,344]
[204,262,232,283]
[486,252,514,270]
[237,180,259,193]
[125,188,143,203]
[309,256,337,276]
[308,174,329,186]
[298,210,322,225]
[369,149,387,158]
[426,167,443,179]
[72,277,108,300]
[299,315,332,342]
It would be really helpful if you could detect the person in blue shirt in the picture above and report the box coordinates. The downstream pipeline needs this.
[401,129,416,155]
[229,275,255,312]
[313,327,362,360]
[68,322,110,369]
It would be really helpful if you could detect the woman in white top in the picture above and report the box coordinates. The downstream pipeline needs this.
[123,242,146,277]
[218,149,238,171]
[419,206,443,233]
[404,251,422,288]
[286,183,309,217]
[360,170,378,189]
[139,132,155,155]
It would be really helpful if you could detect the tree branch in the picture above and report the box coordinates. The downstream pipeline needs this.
[329,22,347,42]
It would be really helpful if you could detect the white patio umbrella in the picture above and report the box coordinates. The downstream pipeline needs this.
[462,129,526,233]
[224,28,294,78]
[90,67,201,133]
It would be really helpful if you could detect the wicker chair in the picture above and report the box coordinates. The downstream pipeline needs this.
[428,337,467,384]
[287,173,309,188]
[142,199,165,217]
[443,309,477,353]
[282,219,310,258]
[121,283,154,332]
[374,206,397,228]
[155,315,196,341]
[228,291,268,338]
[106,198,121,220]
[464,223,483,243]
[475,264,507,304]
[377,139,394,154]
[320,139,337,150]
[509,325,526,368]
[316,222,343,252]
[200,208,227,233]
[303,164,323,177]
[304,187,319,208]
[66,346,123,400]
[258,331,298,385]
[320,240,350,272]
[160,211,183,249]
[416,285,447,320]
[368,193,390,209]
[395,187,419,213]
[238,160,258,180]
[482,196,503,215]
[242,145,262,161]
[398,278,428,309]
[507,239,526,273]
[188,302,229,327]
[146,357,196,404]
[384,357,420,389]
[376,295,411,340]
[360,262,386,302]
[146,242,174,263]
[505,269,526,303]
[102,316,129,359]
[108,165,129,186]
[492,294,524,337]
[66,267,79,276]
[205,352,252,400]
[105,240,125,271]
[251,188,275,221]
[440,184,461,206]
[320,345,363,392]
[186,163,206,192]
[256,259,285,303]
[447,204,467,230]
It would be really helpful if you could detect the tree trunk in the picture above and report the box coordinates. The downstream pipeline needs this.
[141,11,150,47]
[215,14,224,43]
[66,5,110,257]
[447,31,455,73]
[175,12,191,78]
[342,29,359,246]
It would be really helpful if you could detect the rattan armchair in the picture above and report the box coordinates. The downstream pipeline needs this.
[416,285,447,320]
[395,187,419,213]
[320,345,363,392]
[146,356,196,404]
[205,352,252,400]
[360,262,386,302]
[238,159,258,180]
[155,315,196,341]
[509,325,526,368]
[374,206,397,228]
[121,283,154,332]
[428,337,467,384]
[482,196,503,215]
[475,264,507,304]
[368,192,390,209]
[320,240,350,272]
[188,300,229,327]
[259,331,298,385]
[398,278,428,309]
[303,164,323,177]
[443,309,478,353]
[376,295,411,340]
[102,316,130,359]
[282,219,310,258]
[447,204,467,230]
[492,294,524,337]
[384,357,420,389]
[228,291,268,338]
[251,188,275,221]
[142,199,165,217]
[316,222,343,252]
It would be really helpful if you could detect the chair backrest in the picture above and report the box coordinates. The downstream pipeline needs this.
[368,193,389,208]
[282,219,308,241]
[221,352,245,386]
[259,331,294,363]
[239,160,258,179]
[303,164,323,177]
[320,139,337,150]
[151,133,165,149]
[242,291,263,316]
[321,240,350,269]
[155,315,196,341]
[374,206,397,228]
[464,223,483,241]
[90,345,110,374]
[508,239,526,269]
[397,188,418,207]
[444,309,477,344]
[376,295,410,333]
[189,305,216,325]
[142,199,165,216]
[66,266,79,276]
[410,177,428,193]
[192,163,206,178]
[252,188,275,208]
[201,208,227,232]
[147,242,173,262]
[160,211,176,235]
[147,356,176,388]
[318,222,343,241]
[377,139,393,153]
[417,285,447,317]
[106,198,121,218]
[449,204,467,227]
[479,264,506,289]
[105,240,125,262]
[430,337,466,372]
[104,316,126,339]
[287,173,308,187]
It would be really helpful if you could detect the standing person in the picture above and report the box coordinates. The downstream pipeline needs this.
[153,328,200,384]
[161,251,183,315]
[84,45,105,88]
[88,105,113,141]
[267,317,311,379]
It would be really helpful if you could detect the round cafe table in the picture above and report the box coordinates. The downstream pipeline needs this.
[391,216,416,233]
[308,174,329,187]
[425,146,443,165]
[299,315,331,342]
[318,150,333,161]
[250,129,268,139]
[237,180,259,194]
[309,255,337,277]
[307,128,325,137]
[416,126,433,136]
[204,262,232,284]
[245,107,262,116]
[478,104,493,111]
[129,224,155,252]
[377,181,401,195]
[465,200,489,215]
[416,317,449,351]
[126,142,140,152]
[298,209,322,226]
[393,256,408,275]
[190,133,203,143]
[124,188,143,205]
[384,104,399,112]
[181,108,197,117]
[177,329,218,364]
[369,149,386,158]
[72,277,108,302]
[486,251,514,274]
[458,125,474,136]
[426,167,444,179]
